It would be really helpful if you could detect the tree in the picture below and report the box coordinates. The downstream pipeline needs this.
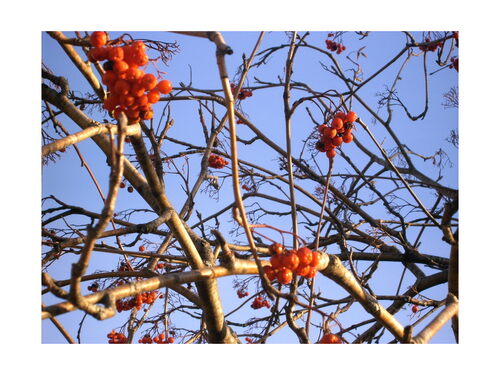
[41,30,458,344]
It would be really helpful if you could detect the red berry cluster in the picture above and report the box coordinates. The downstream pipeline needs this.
[251,295,271,309]
[263,244,320,285]
[138,334,154,344]
[419,38,443,52]
[87,282,99,293]
[87,31,173,124]
[325,39,346,54]
[115,290,158,312]
[138,333,175,344]
[118,261,133,272]
[154,262,168,270]
[316,111,357,158]
[208,154,229,169]
[237,288,249,298]
[107,330,127,344]
[245,337,254,343]
[230,83,253,100]
[411,304,419,314]
[139,245,146,252]
[449,57,458,72]
[317,333,342,344]
[119,181,134,193]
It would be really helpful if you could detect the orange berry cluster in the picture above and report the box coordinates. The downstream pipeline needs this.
[87,31,173,124]
[107,330,127,344]
[138,333,175,344]
[251,295,271,309]
[316,111,357,158]
[230,83,253,100]
[115,290,158,312]
[263,243,320,285]
[208,154,229,169]
[317,333,342,344]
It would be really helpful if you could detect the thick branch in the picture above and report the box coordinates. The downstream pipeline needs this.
[320,254,406,341]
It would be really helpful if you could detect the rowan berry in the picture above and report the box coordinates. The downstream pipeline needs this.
[90,31,108,47]
[297,247,313,266]
[157,80,173,95]
[141,74,157,91]
[263,265,277,282]
[269,243,284,255]
[318,333,342,344]
[345,111,357,123]
[277,268,293,284]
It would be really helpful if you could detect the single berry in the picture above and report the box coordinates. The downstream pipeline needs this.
[141,74,157,91]
[342,133,354,143]
[263,265,277,282]
[282,250,299,271]
[277,268,293,284]
[268,243,284,255]
[310,251,321,267]
[157,79,173,95]
[270,254,285,269]
[297,247,313,266]
[345,111,357,123]
[318,333,342,344]
[326,148,336,158]
[331,117,344,130]
[90,31,108,47]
